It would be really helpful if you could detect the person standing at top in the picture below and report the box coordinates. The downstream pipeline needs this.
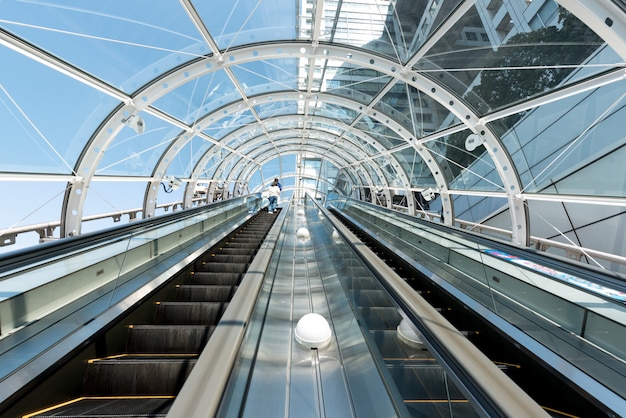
[267,181,281,213]
[274,177,282,191]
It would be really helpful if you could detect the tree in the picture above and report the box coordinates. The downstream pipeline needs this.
[467,10,603,115]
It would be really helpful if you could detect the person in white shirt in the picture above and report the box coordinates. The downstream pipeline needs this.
[267,181,280,213]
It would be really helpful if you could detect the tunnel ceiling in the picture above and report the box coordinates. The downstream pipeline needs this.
[1,0,626,248]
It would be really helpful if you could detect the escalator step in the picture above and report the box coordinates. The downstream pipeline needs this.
[28,210,280,417]
[194,262,248,274]
[203,254,253,264]
[218,247,258,256]
[187,271,241,285]
[26,397,173,418]
[223,237,263,244]
[175,284,236,301]
[154,301,228,325]
[126,325,214,353]
[222,239,262,246]
[83,357,196,396]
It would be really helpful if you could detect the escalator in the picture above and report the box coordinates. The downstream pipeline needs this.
[325,223,479,417]
[24,210,279,418]
[330,208,605,417]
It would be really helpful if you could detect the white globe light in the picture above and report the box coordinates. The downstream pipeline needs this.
[294,313,332,348]
[297,208,305,216]
[397,319,424,348]
[296,227,310,240]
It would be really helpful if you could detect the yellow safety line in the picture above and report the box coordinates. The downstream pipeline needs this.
[87,353,198,362]
[493,361,522,369]
[23,396,175,417]
[541,405,580,418]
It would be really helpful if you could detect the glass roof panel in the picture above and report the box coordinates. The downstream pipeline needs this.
[321,1,395,57]
[452,194,508,224]
[202,110,257,141]
[196,0,297,50]
[96,112,176,176]
[1,181,67,236]
[391,147,436,188]
[500,75,626,194]
[230,58,299,96]
[165,135,212,178]
[0,46,117,174]
[419,5,612,116]
[323,65,391,105]
[255,101,300,119]
[353,117,404,149]
[425,129,503,192]
[342,131,378,155]
[83,181,147,219]
[310,102,358,125]
[223,125,266,149]
[374,82,455,138]
[405,0,463,58]
[0,1,206,92]
[152,69,240,124]
[198,149,229,180]
[310,120,345,137]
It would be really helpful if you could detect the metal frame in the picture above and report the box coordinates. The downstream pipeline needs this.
[2,1,624,249]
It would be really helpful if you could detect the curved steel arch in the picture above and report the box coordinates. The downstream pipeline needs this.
[206,121,398,180]
[235,147,365,200]
[181,132,377,206]
[196,118,411,211]
[180,91,446,212]
[233,148,362,198]
[65,41,522,240]
[215,140,382,205]
[556,0,626,62]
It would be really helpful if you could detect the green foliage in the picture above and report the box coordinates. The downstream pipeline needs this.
[466,10,603,114]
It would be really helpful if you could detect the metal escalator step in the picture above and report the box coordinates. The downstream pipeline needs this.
[238,229,270,235]
[175,284,236,301]
[221,241,262,249]
[27,211,279,417]
[204,254,253,264]
[194,262,248,274]
[218,247,258,256]
[223,237,263,243]
[83,357,196,396]
[154,301,228,325]
[187,271,241,285]
[26,397,173,418]
[125,325,214,354]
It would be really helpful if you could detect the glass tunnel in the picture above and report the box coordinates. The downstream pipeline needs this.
[1,1,626,417]
[0,0,625,270]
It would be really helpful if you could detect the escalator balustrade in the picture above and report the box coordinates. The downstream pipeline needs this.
[25,211,278,418]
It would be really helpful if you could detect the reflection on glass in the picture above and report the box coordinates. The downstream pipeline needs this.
[419,5,604,117]
[424,129,502,192]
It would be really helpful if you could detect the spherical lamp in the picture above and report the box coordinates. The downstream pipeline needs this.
[294,313,332,348]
